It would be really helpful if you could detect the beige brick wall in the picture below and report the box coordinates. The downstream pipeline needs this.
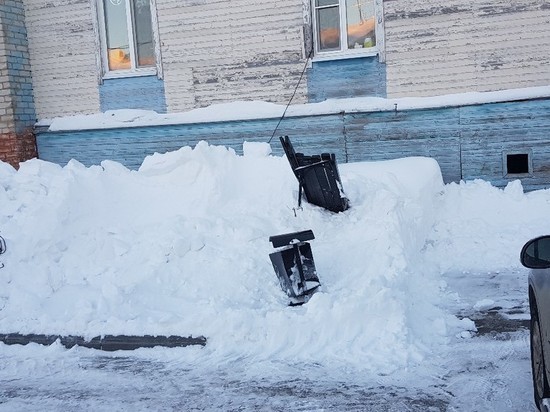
[22,0,100,119]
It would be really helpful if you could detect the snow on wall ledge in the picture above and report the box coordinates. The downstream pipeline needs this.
[39,85,550,131]
[0,144,468,373]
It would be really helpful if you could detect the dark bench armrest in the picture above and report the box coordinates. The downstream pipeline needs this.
[269,230,315,248]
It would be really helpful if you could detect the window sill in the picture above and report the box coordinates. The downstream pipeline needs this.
[312,49,379,63]
[102,68,157,80]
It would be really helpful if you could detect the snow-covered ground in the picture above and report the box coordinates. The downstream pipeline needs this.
[1,141,547,410]
[0,320,533,411]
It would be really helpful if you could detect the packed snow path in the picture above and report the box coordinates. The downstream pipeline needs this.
[0,269,532,411]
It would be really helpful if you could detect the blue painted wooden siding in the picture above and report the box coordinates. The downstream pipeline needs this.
[344,108,462,183]
[307,56,387,103]
[460,98,550,188]
[36,114,346,170]
[36,97,550,190]
[99,76,167,113]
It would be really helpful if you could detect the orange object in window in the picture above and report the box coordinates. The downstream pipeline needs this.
[108,49,131,70]
[320,27,340,49]
[347,17,375,49]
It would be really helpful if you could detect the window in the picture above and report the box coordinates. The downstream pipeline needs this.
[98,0,157,76]
[313,0,377,56]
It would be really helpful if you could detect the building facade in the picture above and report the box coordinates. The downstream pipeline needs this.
[17,0,550,118]
[1,0,550,186]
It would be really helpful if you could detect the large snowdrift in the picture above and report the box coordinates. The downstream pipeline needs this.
[1,141,547,373]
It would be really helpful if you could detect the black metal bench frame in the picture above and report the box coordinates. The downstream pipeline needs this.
[269,229,320,305]
[280,136,349,213]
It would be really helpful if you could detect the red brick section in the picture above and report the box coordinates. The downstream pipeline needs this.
[0,128,37,169]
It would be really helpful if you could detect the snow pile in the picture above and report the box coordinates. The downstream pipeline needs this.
[7,141,550,373]
[0,142,461,373]
[425,179,550,272]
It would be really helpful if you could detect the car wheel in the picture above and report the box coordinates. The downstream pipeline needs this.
[531,308,550,410]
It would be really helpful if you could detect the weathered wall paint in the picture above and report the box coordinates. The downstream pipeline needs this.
[20,0,309,119]
[344,108,461,182]
[383,0,550,97]
[19,0,550,122]
[460,98,550,187]
[307,56,387,103]
[22,0,100,119]
[156,0,309,113]
[36,113,345,170]
[36,97,550,190]
[99,76,167,113]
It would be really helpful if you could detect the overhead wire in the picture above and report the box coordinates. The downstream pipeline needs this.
[268,49,313,144]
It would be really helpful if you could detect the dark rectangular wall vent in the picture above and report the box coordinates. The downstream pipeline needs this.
[506,153,530,175]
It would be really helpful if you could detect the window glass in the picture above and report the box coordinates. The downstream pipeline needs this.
[316,0,338,6]
[317,7,340,51]
[104,0,131,71]
[101,0,156,74]
[523,237,550,268]
[133,0,155,67]
[346,0,376,49]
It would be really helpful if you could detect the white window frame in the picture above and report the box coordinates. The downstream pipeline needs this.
[95,0,162,80]
[311,0,385,62]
